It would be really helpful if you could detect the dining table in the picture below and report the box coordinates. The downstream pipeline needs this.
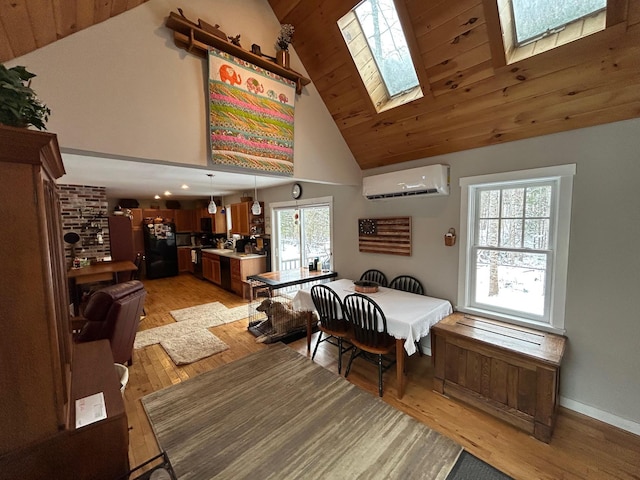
[67,260,138,314]
[292,278,453,399]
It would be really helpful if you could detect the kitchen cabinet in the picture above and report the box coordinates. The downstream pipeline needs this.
[230,256,267,297]
[125,209,145,258]
[143,208,173,221]
[202,252,221,284]
[0,125,128,478]
[198,208,227,234]
[108,215,135,264]
[178,248,193,273]
[230,201,264,236]
[175,209,196,232]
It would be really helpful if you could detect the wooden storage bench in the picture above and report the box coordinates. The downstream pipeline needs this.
[431,313,566,442]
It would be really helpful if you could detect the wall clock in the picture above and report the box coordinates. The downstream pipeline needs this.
[291,183,302,199]
[359,218,377,235]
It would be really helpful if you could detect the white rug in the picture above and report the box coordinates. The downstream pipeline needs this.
[134,302,248,365]
[160,329,229,365]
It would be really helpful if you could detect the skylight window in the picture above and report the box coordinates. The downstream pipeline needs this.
[488,0,612,64]
[354,0,418,96]
[512,0,607,45]
[338,0,423,112]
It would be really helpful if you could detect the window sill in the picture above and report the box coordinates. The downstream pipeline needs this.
[456,306,566,335]
[376,86,424,113]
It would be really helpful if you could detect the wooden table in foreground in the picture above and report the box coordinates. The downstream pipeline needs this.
[431,313,566,442]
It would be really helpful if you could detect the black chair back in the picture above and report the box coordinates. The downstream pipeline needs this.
[343,293,392,348]
[359,269,388,287]
[389,275,424,295]
[311,285,348,332]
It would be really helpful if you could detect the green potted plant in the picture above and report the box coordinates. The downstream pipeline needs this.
[0,64,50,130]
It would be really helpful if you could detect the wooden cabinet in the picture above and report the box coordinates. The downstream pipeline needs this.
[230,201,264,236]
[108,215,135,263]
[178,247,193,273]
[230,256,267,297]
[0,125,129,478]
[125,209,145,258]
[431,313,566,443]
[175,209,196,232]
[198,207,227,234]
[212,256,221,284]
[142,208,173,221]
[231,258,242,295]
[202,252,221,284]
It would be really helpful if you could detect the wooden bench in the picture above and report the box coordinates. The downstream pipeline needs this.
[431,313,566,442]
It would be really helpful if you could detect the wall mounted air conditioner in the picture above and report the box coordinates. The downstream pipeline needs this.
[362,164,450,200]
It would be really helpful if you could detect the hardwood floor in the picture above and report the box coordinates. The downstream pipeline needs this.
[126,274,640,479]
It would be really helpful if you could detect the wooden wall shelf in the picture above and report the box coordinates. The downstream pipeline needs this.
[165,12,310,95]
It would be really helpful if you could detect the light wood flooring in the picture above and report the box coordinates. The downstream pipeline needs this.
[126,274,640,479]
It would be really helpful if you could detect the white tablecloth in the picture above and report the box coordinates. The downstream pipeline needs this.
[292,278,453,355]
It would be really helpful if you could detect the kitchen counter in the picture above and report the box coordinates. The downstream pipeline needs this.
[201,248,266,260]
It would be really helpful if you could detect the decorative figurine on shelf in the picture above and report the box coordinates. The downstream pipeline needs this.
[275,23,294,68]
[228,34,242,46]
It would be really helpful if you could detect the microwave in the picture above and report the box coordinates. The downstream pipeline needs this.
[175,232,192,246]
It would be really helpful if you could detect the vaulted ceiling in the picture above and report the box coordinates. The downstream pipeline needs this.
[0,1,149,62]
[268,0,640,170]
[2,0,639,172]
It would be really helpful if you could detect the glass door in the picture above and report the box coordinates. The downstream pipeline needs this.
[273,200,332,271]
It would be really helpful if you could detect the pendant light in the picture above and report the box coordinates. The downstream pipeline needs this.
[207,174,217,214]
[251,176,262,215]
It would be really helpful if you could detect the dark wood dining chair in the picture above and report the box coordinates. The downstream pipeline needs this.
[389,275,425,355]
[343,293,396,397]
[359,269,388,287]
[389,275,424,295]
[310,285,353,374]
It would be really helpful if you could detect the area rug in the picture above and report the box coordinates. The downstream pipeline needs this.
[446,451,513,479]
[160,329,229,366]
[142,344,462,479]
[134,302,247,365]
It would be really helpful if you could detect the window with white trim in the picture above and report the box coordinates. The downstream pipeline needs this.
[457,165,575,332]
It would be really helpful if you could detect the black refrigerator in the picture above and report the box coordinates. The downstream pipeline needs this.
[143,222,178,279]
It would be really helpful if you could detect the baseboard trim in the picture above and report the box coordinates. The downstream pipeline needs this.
[560,396,640,436]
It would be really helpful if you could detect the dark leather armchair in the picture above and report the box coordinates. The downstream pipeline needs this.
[74,280,146,365]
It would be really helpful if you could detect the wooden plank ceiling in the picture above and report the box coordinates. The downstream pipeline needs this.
[1,0,639,171]
[268,0,640,170]
[0,0,148,63]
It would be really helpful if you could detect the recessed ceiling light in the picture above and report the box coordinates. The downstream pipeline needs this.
[154,195,161,200]
[164,191,172,196]
[181,184,189,189]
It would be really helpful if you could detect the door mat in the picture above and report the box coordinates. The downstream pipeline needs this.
[446,451,513,480]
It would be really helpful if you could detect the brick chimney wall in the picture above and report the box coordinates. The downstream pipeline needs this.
[59,184,111,266]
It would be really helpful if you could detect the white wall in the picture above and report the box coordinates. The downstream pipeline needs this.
[260,118,640,434]
[6,0,361,186]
